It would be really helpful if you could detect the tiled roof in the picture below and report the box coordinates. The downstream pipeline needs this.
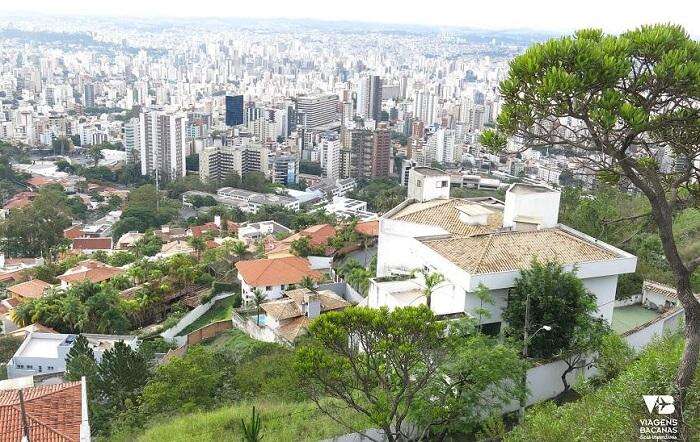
[420,228,620,274]
[276,316,311,342]
[0,381,83,442]
[262,288,350,321]
[63,226,85,240]
[7,279,52,299]
[389,199,503,237]
[57,260,123,284]
[643,280,700,300]
[355,220,379,237]
[235,256,322,287]
[72,237,112,250]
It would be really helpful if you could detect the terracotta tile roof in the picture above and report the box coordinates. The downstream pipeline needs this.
[7,279,52,299]
[420,228,620,274]
[72,237,112,250]
[3,192,36,210]
[389,199,503,237]
[276,316,311,342]
[0,381,83,442]
[355,220,379,237]
[235,256,322,287]
[7,323,58,338]
[266,224,337,257]
[58,260,123,284]
[0,270,28,284]
[63,226,85,240]
[26,176,56,188]
[643,280,700,300]
[262,288,350,321]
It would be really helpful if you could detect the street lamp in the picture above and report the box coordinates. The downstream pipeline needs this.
[518,292,552,423]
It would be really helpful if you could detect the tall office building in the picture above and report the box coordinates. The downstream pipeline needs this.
[199,143,269,183]
[225,95,244,126]
[139,108,187,180]
[83,83,95,108]
[357,75,382,122]
[426,128,459,164]
[295,94,338,129]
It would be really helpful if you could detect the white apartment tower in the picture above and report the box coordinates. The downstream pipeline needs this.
[139,108,187,180]
[320,136,341,181]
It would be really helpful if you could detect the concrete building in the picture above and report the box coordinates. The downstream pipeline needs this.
[199,143,269,183]
[370,178,637,332]
[295,94,338,129]
[139,108,187,180]
[7,332,139,379]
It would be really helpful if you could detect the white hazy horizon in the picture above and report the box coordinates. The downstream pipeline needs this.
[0,0,698,36]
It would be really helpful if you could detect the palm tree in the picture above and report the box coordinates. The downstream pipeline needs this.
[251,288,267,326]
[300,275,317,292]
[417,269,445,310]
[188,235,207,260]
[231,240,247,257]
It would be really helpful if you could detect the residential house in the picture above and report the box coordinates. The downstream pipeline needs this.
[63,225,85,240]
[57,260,124,289]
[0,379,90,442]
[369,168,637,332]
[237,220,293,245]
[156,240,195,259]
[72,237,113,254]
[260,288,350,342]
[265,224,337,258]
[235,256,323,302]
[115,231,144,250]
[7,332,139,379]
[6,279,52,301]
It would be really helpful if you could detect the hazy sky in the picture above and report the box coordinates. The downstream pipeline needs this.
[1,0,698,35]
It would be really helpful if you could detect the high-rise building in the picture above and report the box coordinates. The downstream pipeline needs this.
[199,143,269,183]
[83,83,95,108]
[123,118,140,165]
[371,122,391,178]
[348,122,391,179]
[295,94,338,129]
[320,135,341,181]
[225,95,244,126]
[357,75,382,122]
[139,108,187,180]
[272,155,299,186]
[413,91,436,124]
[426,128,459,164]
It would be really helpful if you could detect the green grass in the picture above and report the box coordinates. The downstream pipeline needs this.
[176,296,237,337]
[110,400,372,442]
[200,329,281,359]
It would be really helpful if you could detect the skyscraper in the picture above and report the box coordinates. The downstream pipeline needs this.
[371,122,391,178]
[272,155,299,186]
[294,94,338,129]
[357,75,382,122]
[83,83,95,108]
[139,108,187,180]
[123,117,140,165]
[320,135,341,181]
[225,95,244,126]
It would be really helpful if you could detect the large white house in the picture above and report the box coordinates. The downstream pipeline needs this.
[6,332,139,379]
[368,167,637,332]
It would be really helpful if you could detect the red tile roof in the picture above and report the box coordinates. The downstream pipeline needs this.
[2,192,36,210]
[235,256,322,287]
[72,237,112,250]
[355,220,379,237]
[63,226,85,240]
[0,381,84,442]
[26,176,56,188]
[7,279,52,299]
[57,260,123,285]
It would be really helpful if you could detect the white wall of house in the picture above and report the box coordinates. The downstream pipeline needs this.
[238,275,285,302]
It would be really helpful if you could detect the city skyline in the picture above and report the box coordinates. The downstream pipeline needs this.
[1,0,698,35]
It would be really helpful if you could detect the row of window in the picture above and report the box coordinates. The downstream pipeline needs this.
[14,364,54,372]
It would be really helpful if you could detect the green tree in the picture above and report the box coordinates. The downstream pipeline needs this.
[0,187,72,260]
[97,341,151,410]
[65,335,98,383]
[251,288,267,326]
[480,24,700,412]
[188,235,207,260]
[503,260,599,360]
[296,306,523,441]
[414,269,445,310]
[472,283,495,331]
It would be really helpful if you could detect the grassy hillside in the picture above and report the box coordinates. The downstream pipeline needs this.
[109,399,372,442]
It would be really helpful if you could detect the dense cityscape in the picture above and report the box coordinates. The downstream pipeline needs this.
[0,8,698,442]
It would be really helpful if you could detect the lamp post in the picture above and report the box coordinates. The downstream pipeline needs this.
[519,292,552,423]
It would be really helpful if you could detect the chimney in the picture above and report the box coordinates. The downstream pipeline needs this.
[305,293,321,319]
[214,215,222,228]
[502,184,561,230]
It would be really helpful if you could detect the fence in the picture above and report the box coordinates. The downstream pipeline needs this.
[186,319,233,346]
[160,292,235,343]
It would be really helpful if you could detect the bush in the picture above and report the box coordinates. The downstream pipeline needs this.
[211,281,240,296]
[596,333,635,382]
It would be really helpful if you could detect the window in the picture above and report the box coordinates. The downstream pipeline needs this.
[16,364,24,369]
[38,366,42,372]
[265,286,272,291]
[47,366,54,371]
[26,365,33,370]
[436,180,448,188]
